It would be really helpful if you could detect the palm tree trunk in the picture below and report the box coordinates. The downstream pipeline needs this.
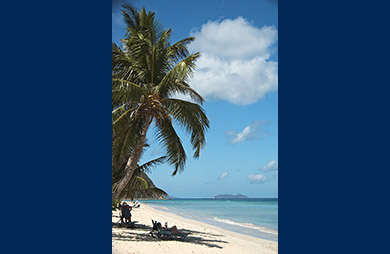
[112,118,151,203]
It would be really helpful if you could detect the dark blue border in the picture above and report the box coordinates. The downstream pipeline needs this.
[1,1,112,253]
[1,0,390,253]
[279,1,389,253]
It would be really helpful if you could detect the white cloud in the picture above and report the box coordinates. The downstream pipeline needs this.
[260,160,278,172]
[190,17,277,60]
[227,120,266,144]
[248,160,279,184]
[218,172,229,180]
[188,17,278,105]
[248,174,270,184]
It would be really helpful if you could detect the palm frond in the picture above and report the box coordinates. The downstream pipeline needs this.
[156,52,201,99]
[112,78,146,108]
[121,4,141,37]
[112,43,140,82]
[113,165,168,200]
[167,80,204,104]
[168,37,195,61]
[112,116,143,172]
[164,98,209,158]
[137,156,167,173]
[155,118,186,175]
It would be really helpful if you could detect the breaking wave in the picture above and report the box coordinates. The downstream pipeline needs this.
[212,217,278,235]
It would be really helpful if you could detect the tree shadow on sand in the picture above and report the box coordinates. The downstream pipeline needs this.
[112,223,228,249]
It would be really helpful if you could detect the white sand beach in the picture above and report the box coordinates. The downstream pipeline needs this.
[112,204,278,254]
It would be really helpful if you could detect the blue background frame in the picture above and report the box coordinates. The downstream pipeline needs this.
[1,0,389,253]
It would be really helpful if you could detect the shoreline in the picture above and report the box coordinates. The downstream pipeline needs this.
[112,204,278,254]
[147,202,278,241]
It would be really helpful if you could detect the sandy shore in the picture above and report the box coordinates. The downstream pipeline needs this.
[112,203,278,254]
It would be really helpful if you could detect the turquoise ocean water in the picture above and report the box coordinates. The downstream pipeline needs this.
[139,199,278,242]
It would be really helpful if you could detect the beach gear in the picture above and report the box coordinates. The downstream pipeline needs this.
[150,219,190,240]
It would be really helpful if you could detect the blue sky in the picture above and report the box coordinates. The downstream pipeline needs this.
[112,0,278,198]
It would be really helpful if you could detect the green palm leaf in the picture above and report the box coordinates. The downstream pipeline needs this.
[164,98,209,158]
[155,118,186,175]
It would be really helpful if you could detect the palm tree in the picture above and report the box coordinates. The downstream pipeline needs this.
[112,155,168,201]
[112,5,209,202]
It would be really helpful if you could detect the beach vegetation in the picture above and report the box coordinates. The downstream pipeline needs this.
[112,4,209,202]
[112,147,168,200]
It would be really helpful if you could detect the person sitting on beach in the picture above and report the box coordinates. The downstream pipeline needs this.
[157,222,182,234]
[120,202,132,224]
[169,225,180,234]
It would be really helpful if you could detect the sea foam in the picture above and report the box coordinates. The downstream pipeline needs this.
[212,217,278,235]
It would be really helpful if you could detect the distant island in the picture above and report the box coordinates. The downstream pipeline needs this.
[213,194,248,199]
